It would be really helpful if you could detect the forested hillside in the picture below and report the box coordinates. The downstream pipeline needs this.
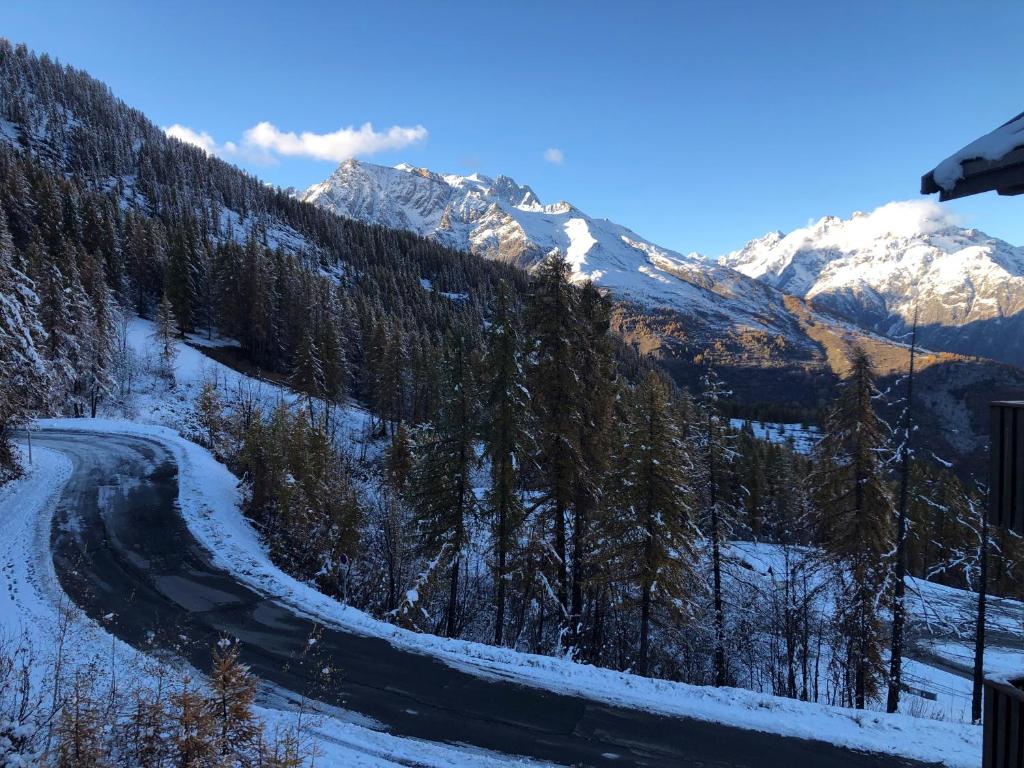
[0,39,534,451]
[0,39,1016,722]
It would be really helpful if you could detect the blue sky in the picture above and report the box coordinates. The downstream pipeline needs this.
[4,0,1024,254]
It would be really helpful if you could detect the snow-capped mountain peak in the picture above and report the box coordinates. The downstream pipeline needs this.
[303,163,1024,368]
[302,159,720,300]
[720,200,1024,365]
[300,159,822,358]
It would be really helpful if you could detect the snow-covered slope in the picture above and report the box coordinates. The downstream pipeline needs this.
[720,201,1024,366]
[302,160,821,358]
[304,159,654,273]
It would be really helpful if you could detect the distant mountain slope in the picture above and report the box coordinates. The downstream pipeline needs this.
[303,159,708,279]
[719,201,1024,367]
[0,37,527,421]
[302,160,1024,474]
[302,160,833,366]
[303,160,763,310]
[1,37,1019,474]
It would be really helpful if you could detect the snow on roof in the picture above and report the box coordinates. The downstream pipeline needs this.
[927,110,1024,193]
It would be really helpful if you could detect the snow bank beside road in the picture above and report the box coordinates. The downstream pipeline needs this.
[0,445,77,656]
[34,420,982,767]
[3,428,542,767]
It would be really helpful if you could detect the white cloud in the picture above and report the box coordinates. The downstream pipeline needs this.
[243,121,427,163]
[163,124,219,155]
[543,147,564,165]
[162,121,428,164]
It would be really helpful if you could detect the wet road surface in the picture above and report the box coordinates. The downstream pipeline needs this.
[39,429,940,767]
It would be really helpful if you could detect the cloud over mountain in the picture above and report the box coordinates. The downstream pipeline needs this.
[162,121,427,164]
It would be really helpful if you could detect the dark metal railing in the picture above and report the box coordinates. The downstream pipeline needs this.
[984,678,1024,767]
[990,402,1024,535]
[984,401,1024,766]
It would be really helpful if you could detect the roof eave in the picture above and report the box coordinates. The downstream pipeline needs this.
[922,147,1024,201]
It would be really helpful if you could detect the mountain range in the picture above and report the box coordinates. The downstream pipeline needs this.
[721,201,1024,368]
[301,160,1024,470]
[303,160,1024,371]
[302,159,823,373]
[0,33,1020,474]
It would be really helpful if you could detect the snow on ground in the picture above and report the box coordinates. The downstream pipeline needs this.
[920,641,1024,683]
[25,416,979,767]
[0,440,546,767]
[122,316,374,446]
[909,577,1024,639]
[731,540,1023,723]
[125,315,289,418]
[4,321,998,766]
[0,444,79,663]
[901,656,974,723]
[729,418,820,454]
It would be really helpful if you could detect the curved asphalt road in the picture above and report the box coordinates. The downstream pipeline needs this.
[38,429,940,768]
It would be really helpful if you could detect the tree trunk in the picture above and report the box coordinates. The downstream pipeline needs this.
[971,514,989,724]
[887,314,916,714]
[709,426,726,687]
[638,579,651,677]
[712,523,726,687]
[495,489,508,646]
[569,499,586,656]
[554,499,568,643]
[855,581,869,709]
[784,556,797,698]
[589,587,606,666]
[446,553,460,639]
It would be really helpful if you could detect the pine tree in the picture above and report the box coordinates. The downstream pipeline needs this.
[695,364,735,688]
[53,671,106,768]
[305,420,363,601]
[813,347,894,709]
[82,255,116,418]
[291,328,326,421]
[54,672,107,768]
[33,239,79,409]
[385,420,414,491]
[619,371,695,676]
[526,252,583,645]
[0,209,47,475]
[886,311,918,713]
[482,281,531,645]
[171,676,218,768]
[569,281,617,657]
[124,679,172,768]
[318,303,349,405]
[260,727,304,768]
[409,333,479,638]
[208,640,260,763]
[196,379,225,451]
[164,221,200,333]
[153,294,179,383]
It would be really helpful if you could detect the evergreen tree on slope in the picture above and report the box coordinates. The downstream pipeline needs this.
[409,332,480,638]
[619,371,696,676]
[0,209,46,476]
[526,251,584,646]
[813,346,894,709]
[482,281,531,645]
[694,364,736,688]
[569,281,618,657]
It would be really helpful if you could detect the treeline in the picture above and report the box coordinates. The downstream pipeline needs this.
[0,635,312,767]
[0,38,526,472]
[0,38,1012,718]
[199,253,1006,714]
